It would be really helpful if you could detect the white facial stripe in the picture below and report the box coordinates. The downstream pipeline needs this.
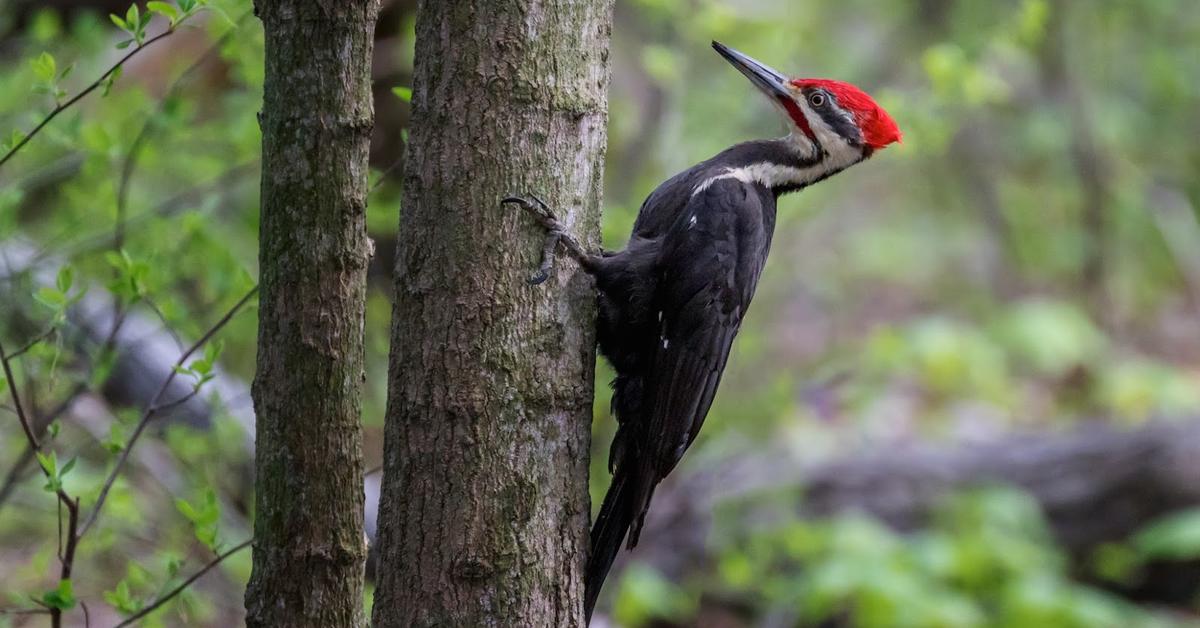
[691,134,859,197]
[796,98,862,175]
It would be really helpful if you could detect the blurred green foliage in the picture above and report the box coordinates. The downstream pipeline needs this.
[618,489,1199,627]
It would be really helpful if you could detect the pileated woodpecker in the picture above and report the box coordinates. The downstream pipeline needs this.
[505,41,901,622]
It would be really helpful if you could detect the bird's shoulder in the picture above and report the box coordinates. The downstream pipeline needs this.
[632,163,771,239]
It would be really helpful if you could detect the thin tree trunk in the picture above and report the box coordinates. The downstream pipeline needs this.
[371,1,614,626]
[245,2,380,626]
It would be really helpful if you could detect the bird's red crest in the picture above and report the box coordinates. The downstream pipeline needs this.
[790,78,902,150]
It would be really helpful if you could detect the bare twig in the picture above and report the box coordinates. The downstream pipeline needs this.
[0,30,177,174]
[0,338,40,447]
[113,538,252,627]
[8,325,57,360]
[0,383,86,512]
[114,14,248,252]
[77,286,258,538]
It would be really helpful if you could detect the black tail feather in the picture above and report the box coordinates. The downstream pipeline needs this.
[585,470,634,623]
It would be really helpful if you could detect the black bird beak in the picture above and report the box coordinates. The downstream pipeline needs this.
[712,41,791,101]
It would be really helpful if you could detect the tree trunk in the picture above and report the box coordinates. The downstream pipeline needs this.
[245,2,380,626]
[371,1,613,626]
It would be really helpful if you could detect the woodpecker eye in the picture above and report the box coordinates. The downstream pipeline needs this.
[808,92,826,108]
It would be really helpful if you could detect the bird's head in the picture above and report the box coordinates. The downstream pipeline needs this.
[712,41,901,160]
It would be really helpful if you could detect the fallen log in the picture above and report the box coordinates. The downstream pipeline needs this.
[631,419,1200,606]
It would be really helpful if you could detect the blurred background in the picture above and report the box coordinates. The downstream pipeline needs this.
[2,0,1200,625]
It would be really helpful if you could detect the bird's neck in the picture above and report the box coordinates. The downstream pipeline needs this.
[696,134,863,197]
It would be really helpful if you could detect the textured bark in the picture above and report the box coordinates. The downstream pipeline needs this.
[371,1,614,626]
[245,2,380,626]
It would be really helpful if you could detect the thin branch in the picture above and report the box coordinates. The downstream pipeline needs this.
[0,383,86,513]
[0,30,176,174]
[369,154,405,193]
[77,286,258,538]
[3,336,83,628]
[8,325,57,360]
[113,539,252,627]
[114,15,247,252]
[0,337,40,448]
[28,161,258,270]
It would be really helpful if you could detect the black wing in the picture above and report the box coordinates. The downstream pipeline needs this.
[585,178,775,619]
[632,177,772,539]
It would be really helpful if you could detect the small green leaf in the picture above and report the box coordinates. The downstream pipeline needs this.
[176,489,221,550]
[175,497,199,522]
[116,39,133,50]
[102,66,123,96]
[56,266,73,293]
[110,13,128,30]
[59,456,76,479]
[42,579,76,610]
[147,1,178,24]
[31,52,56,83]
[204,340,222,364]
[36,451,56,476]
[104,578,140,615]
[125,5,140,33]
[1134,508,1200,560]
[391,86,413,102]
[47,420,61,438]
[35,286,67,309]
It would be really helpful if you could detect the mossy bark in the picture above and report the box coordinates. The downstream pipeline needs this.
[370,1,614,626]
[245,2,380,626]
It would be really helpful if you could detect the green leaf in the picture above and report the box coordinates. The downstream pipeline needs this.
[36,451,57,476]
[125,5,140,34]
[175,497,199,522]
[35,286,67,309]
[31,52,56,83]
[391,86,413,102]
[102,66,123,96]
[176,489,221,550]
[104,423,125,454]
[37,451,63,492]
[56,266,73,293]
[1133,508,1200,560]
[104,578,141,615]
[204,339,223,365]
[42,579,76,611]
[147,1,178,24]
[110,13,128,31]
[59,456,76,480]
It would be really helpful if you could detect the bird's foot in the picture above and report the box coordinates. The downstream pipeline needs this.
[502,194,594,285]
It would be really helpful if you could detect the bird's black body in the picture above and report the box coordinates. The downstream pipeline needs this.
[585,138,842,616]
[505,41,901,623]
